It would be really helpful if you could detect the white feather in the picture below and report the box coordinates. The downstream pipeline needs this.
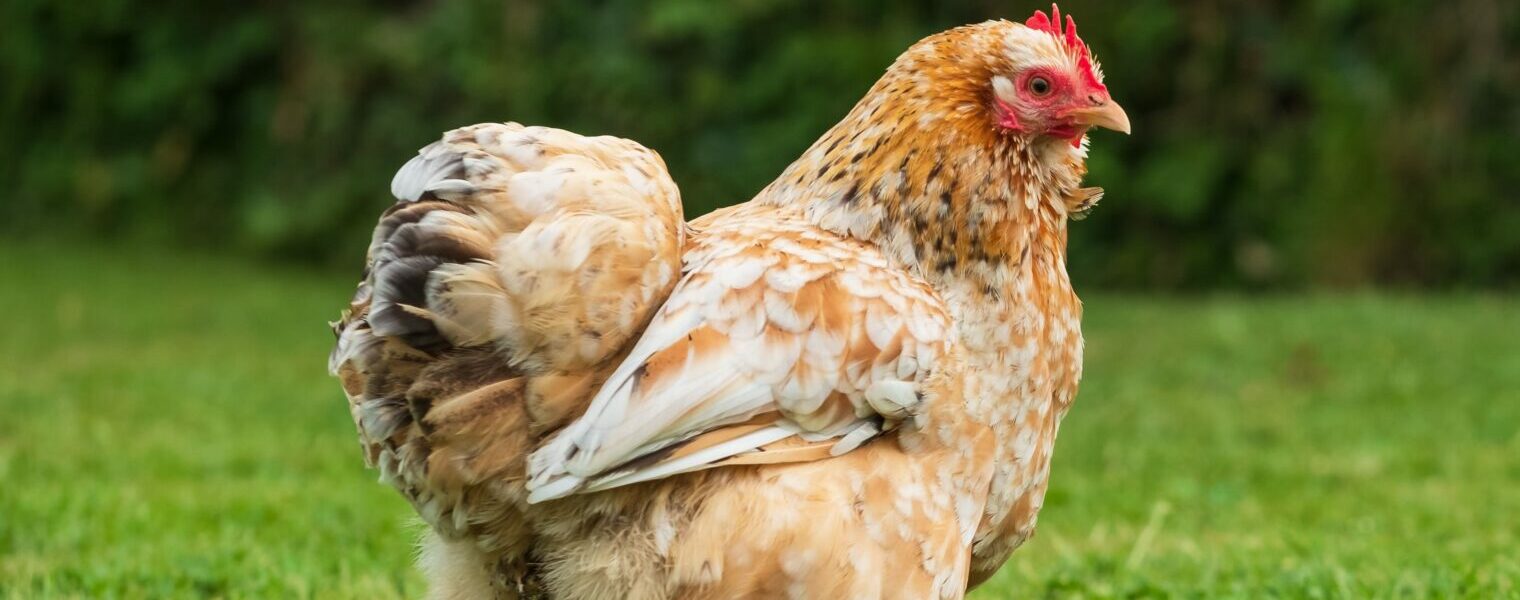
[577,425,797,495]
[829,421,882,456]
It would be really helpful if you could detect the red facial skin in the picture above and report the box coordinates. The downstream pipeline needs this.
[995,67,1113,148]
[998,6,1117,147]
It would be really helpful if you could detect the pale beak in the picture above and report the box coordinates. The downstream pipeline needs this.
[1066,96,1131,135]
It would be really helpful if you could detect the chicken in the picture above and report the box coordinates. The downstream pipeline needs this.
[330,6,1129,599]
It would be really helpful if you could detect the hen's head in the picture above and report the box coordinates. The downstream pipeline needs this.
[783,5,1128,178]
[985,5,1130,146]
[762,5,1130,262]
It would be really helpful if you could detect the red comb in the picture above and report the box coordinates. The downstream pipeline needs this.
[1025,4,1105,92]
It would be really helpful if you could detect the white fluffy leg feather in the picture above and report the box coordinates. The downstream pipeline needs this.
[418,530,496,600]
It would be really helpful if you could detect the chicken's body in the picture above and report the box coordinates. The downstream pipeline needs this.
[332,11,1127,599]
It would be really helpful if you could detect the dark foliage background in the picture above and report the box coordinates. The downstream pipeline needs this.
[3,0,1516,288]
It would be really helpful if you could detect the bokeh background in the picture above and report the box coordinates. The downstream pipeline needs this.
[5,0,1518,287]
[2,0,1517,598]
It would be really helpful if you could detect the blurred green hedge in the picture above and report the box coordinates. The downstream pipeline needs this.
[3,0,1516,288]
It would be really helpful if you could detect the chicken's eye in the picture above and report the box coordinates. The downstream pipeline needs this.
[1029,76,1052,96]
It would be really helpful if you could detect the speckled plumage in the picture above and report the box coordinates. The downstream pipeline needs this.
[332,11,1126,599]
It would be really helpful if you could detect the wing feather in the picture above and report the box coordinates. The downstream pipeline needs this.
[527,218,952,502]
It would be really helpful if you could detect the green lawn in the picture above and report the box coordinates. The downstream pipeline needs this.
[1,241,1516,599]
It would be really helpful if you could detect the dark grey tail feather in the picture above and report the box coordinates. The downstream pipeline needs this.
[368,201,466,260]
[363,191,495,350]
[388,221,490,265]
[370,253,447,341]
[359,394,413,445]
[360,139,510,356]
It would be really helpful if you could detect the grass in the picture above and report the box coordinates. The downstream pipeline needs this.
[0,240,1516,599]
